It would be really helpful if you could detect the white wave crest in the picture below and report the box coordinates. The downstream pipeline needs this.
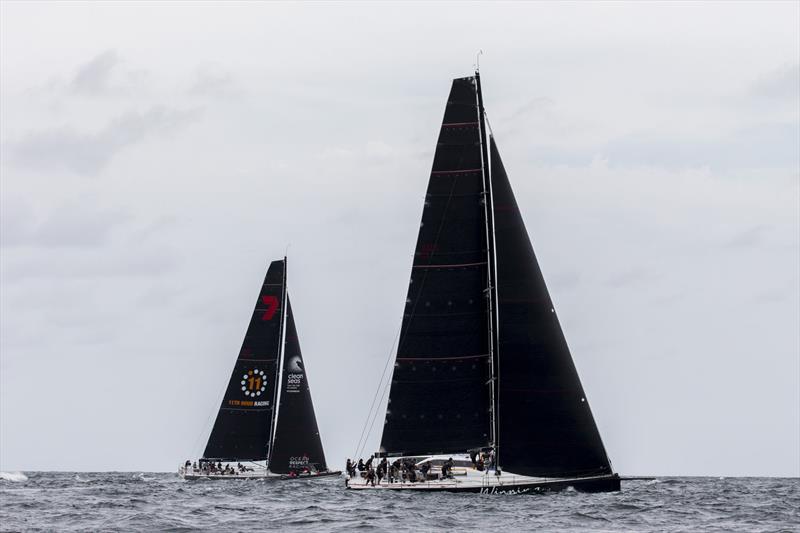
[75,474,90,483]
[0,471,28,482]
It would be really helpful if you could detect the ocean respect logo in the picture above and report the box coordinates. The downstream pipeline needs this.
[241,369,267,397]
[289,455,310,469]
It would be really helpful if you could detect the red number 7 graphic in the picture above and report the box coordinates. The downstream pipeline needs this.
[261,295,279,321]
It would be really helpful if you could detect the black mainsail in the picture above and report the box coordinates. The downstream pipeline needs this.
[203,260,286,461]
[380,76,493,456]
[378,73,614,481]
[268,297,328,474]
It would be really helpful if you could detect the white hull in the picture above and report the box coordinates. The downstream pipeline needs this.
[178,466,278,480]
[346,471,618,494]
[346,455,620,494]
[178,466,342,481]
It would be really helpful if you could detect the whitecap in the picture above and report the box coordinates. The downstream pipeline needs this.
[0,471,28,482]
[75,474,90,483]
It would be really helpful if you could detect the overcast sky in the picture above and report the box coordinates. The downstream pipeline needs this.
[1,1,798,477]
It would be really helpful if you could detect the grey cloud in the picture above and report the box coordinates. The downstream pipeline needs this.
[548,270,582,291]
[2,246,178,282]
[71,50,119,94]
[604,267,656,288]
[751,287,789,304]
[5,107,201,175]
[601,122,800,170]
[188,67,240,97]
[505,97,556,121]
[750,63,800,101]
[131,216,179,243]
[0,201,130,248]
[723,224,772,249]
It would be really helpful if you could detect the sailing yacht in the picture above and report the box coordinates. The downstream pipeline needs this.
[180,258,340,480]
[348,72,620,493]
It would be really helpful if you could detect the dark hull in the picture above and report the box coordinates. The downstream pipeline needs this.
[468,475,621,494]
[347,474,620,494]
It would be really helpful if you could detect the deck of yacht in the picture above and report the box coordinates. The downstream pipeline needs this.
[178,466,274,480]
[346,456,620,493]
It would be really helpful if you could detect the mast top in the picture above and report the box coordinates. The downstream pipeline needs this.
[475,49,483,73]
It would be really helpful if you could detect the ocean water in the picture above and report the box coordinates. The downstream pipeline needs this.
[1,472,797,532]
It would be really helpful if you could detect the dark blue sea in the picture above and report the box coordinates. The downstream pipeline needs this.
[1,472,798,531]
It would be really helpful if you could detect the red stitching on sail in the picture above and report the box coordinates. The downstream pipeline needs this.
[261,295,279,320]
[441,121,478,127]
[430,168,482,175]
[412,261,487,269]
[417,243,438,260]
[397,353,490,361]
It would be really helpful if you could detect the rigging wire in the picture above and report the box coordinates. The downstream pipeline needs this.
[356,357,397,459]
[190,370,231,460]
[352,323,401,459]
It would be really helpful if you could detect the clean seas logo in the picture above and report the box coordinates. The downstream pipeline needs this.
[242,369,267,397]
[286,356,304,393]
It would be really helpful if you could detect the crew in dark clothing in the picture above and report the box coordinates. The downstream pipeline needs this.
[420,462,431,479]
[365,467,376,487]
[346,459,353,477]
[406,461,417,483]
[365,457,374,470]
[357,459,365,472]
[442,457,454,479]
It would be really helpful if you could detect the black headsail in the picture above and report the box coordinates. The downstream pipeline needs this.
[380,76,493,456]
[268,296,328,474]
[203,260,286,461]
[490,137,613,477]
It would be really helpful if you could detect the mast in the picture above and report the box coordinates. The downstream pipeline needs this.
[266,255,288,469]
[475,71,500,469]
